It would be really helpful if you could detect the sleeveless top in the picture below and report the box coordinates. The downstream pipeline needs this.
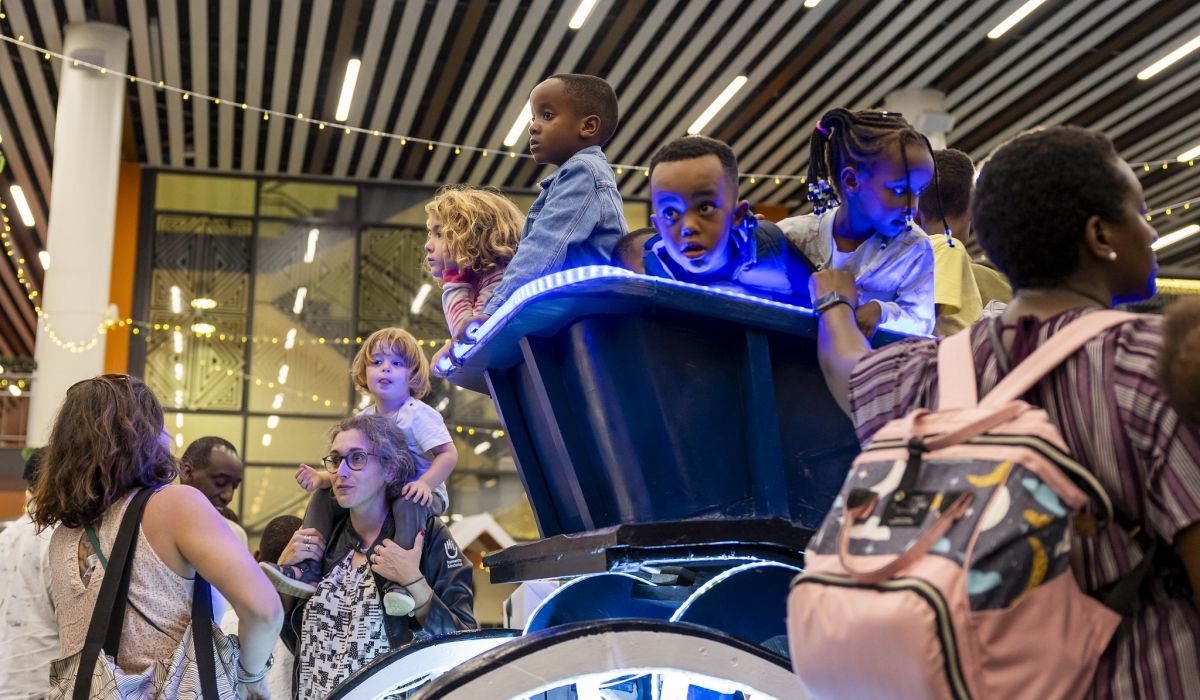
[49,490,195,674]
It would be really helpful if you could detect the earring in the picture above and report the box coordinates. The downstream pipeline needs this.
[1108,251,1118,261]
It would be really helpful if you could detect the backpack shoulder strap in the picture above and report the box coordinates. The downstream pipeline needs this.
[937,326,980,410]
[978,310,1138,409]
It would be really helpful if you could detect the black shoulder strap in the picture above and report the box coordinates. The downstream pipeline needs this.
[73,488,154,700]
[191,575,221,699]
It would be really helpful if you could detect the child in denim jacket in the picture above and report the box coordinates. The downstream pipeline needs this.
[457,74,627,339]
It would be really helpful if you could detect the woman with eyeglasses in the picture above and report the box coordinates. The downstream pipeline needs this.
[277,413,475,700]
[31,374,283,699]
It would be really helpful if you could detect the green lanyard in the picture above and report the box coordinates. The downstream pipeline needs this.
[84,524,176,641]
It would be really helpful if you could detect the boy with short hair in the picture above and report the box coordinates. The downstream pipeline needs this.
[460,74,627,338]
[612,227,656,273]
[916,149,984,336]
[642,135,814,303]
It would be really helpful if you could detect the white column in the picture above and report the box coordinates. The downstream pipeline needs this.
[27,23,130,445]
[883,89,956,151]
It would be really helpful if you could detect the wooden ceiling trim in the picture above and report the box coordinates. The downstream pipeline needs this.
[580,0,645,77]
[1080,60,1200,137]
[331,0,396,178]
[157,0,187,167]
[5,1,57,145]
[353,0,425,179]
[261,0,302,174]
[305,0,360,175]
[31,0,62,84]
[215,0,237,170]
[238,0,269,172]
[1114,92,1200,160]
[287,0,335,175]
[188,0,211,170]
[126,0,163,167]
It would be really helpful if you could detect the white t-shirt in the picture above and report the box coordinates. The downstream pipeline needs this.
[362,397,453,511]
[0,514,58,700]
[830,246,853,270]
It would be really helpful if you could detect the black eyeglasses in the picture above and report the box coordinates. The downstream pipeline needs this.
[322,451,378,473]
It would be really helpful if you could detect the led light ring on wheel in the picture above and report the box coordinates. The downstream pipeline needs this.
[409,619,811,700]
[325,628,521,700]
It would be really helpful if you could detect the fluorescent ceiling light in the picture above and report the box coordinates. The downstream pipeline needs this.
[803,0,820,6]
[568,0,597,29]
[411,283,432,314]
[10,185,35,226]
[335,59,361,121]
[267,415,280,429]
[173,331,183,354]
[1138,32,1200,80]
[688,76,748,135]
[1152,224,1200,251]
[190,297,217,310]
[285,328,297,350]
[191,323,215,334]
[503,101,532,147]
[174,362,183,380]
[170,285,182,314]
[304,228,319,263]
[1178,143,1200,162]
[38,251,49,269]
[473,441,492,455]
[986,0,1047,39]
[293,287,307,314]
[272,393,284,410]
[278,364,289,384]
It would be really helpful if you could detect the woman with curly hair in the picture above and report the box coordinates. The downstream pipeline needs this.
[32,374,282,698]
[422,185,523,365]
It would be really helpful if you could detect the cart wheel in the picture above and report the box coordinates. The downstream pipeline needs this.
[670,561,800,651]
[326,628,521,699]
[409,619,810,700]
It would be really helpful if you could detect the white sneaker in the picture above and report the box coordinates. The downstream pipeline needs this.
[383,589,416,617]
[261,562,318,599]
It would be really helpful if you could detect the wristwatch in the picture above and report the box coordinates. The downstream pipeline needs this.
[814,292,854,316]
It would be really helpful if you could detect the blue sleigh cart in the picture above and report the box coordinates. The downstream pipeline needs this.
[328,266,909,700]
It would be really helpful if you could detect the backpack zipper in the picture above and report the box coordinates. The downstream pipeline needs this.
[863,434,1112,528]
[792,571,972,700]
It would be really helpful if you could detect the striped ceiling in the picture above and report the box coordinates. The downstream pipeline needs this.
[1,0,1199,356]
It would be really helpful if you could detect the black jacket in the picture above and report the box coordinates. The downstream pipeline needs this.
[281,513,476,666]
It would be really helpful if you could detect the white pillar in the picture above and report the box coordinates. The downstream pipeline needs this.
[27,23,129,445]
[883,89,956,150]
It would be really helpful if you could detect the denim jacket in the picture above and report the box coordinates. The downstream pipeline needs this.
[777,208,935,334]
[642,220,815,306]
[482,146,626,314]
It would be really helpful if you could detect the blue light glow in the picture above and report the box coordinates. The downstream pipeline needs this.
[446,266,817,371]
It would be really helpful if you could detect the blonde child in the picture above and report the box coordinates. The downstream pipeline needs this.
[424,186,523,369]
[260,328,458,618]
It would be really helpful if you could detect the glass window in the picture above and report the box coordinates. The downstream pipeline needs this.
[623,202,649,230]
[259,181,358,220]
[165,412,245,457]
[245,415,337,465]
[145,215,252,411]
[156,174,256,215]
[249,221,355,415]
[239,465,311,531]
[358,227,449,344]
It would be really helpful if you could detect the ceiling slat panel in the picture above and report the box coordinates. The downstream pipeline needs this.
[485,0,610,187]
[216,0,238,170]
[262,0,301,174]
[375,0,459,180]
[157,0,187,166]
[126,0,163,167]
[4,2,57,145]
[188,0,211,169]
[331,0,395,178]
[0,40,53,198]
[238,0,269,172]
[354,0,425,179]
[421,0,521,183]
[30,0,62,84]
[440,0,554,185]
[285,0,333,175]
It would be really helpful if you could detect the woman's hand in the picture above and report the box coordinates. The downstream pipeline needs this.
[278,528,325,567]
[401,479,434,507]
[370,531,425,585]
[809,268,859,305]
[237,678,271,700]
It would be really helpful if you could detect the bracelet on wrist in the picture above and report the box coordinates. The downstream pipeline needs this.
[236,654,273,684]
[401,575,426,588]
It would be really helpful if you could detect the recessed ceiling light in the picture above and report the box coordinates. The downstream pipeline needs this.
[1152,224,1200,251]
[503,101,532,147]
[1178,142,1200,163]
[986,0,1047,39]
[411,283,432,315]
[9,185,35,226]
[803,0,820,6]
[1138,32,1200,80]
[688,76,748,135]
[335,59,361,121]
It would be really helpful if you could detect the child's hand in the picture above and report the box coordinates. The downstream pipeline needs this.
[431,342,453,377]
[855,301,883,339]
[295,464,331,492]
[401,479,434,507]
[455,314,490,344]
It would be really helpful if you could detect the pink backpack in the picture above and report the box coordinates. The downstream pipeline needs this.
[787,311,1134,700]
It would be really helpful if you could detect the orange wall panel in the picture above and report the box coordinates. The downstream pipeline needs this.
[104,163,142,374]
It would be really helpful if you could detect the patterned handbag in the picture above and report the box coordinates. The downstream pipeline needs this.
[48,489,242,700]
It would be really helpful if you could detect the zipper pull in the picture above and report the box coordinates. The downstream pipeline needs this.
[895,437,925,502]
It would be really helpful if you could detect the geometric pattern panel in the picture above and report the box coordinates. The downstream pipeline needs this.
[358,226,450,343]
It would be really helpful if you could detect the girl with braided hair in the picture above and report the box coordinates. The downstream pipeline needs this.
[778,108,938,336]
